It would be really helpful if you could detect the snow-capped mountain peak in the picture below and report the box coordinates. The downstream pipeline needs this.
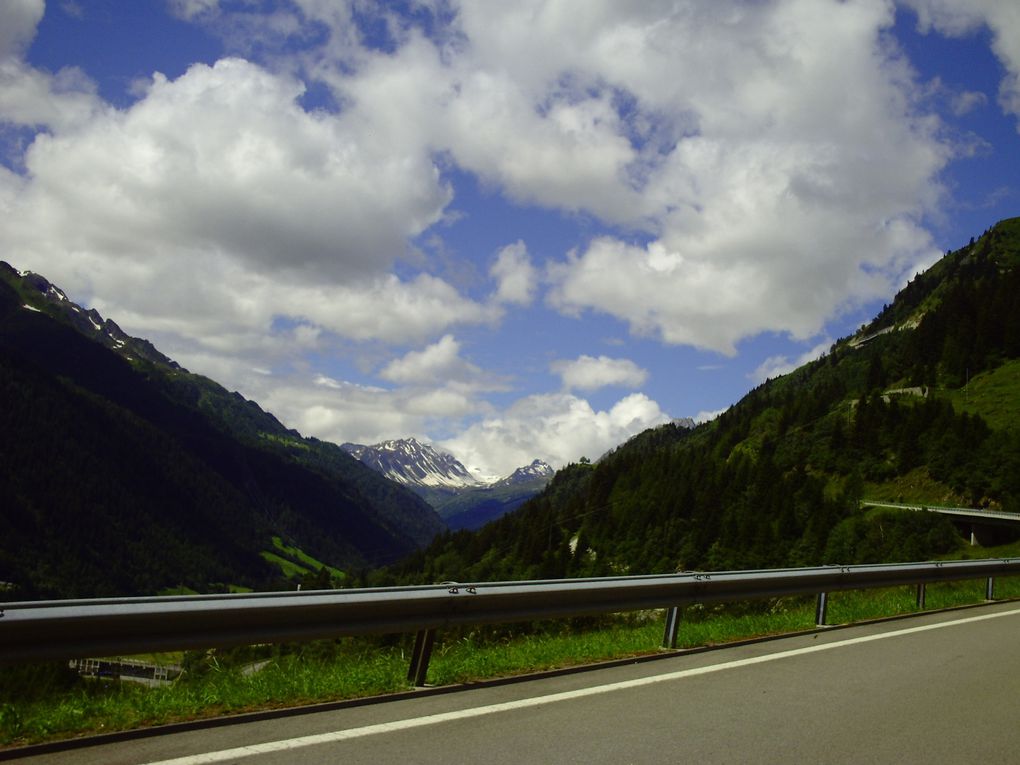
[342,439,556,529]
[493,459,554,488]
[7,265,181,369]
[341,438,482,489]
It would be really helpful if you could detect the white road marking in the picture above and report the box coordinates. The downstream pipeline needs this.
[142,606,1020,765]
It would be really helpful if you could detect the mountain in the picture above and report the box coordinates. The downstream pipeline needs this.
[13,268,178,369]
[385,217,1020,585]
[441,460,555,531]
[493,459,556,488]
[341,438,482,489]
[0,263,443,598]
[342,438,554,530]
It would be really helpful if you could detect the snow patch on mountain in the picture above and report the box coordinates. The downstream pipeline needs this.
[342,438,483,489]
[492,459,554,488]
[12,268,182,370]
[342,439,554,495]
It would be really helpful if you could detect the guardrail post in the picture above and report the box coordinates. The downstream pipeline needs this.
[662,606,681,649]
[986,576,996,601]
[815,591,828,626]
[407,628,436,687]
[915,582,926,610]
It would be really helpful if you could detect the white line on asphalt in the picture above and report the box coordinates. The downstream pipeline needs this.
[142,606,1020,765]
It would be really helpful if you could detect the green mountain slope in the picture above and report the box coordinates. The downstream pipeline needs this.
[0,266,443,598]
[387,217,1020,584]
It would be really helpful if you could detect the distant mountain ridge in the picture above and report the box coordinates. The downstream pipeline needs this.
[342,438,553,530]
[493,459,555,488]
[9,264,179,369]
[341,438,482,489]
[0,262,444,598]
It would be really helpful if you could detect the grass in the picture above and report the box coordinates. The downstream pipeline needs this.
[939,359,1020,431]
[0,647,409,747]
[259,537,345,583]
[258,432,311,451]
[4,565,1020,750]
[864,467,967,506]
[258,551,310,580]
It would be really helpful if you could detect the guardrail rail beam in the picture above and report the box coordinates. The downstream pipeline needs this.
[3,559,1018,668]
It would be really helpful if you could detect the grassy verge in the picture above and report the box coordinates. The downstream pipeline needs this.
[940,359,1020,432]
[3,575,1019,749]
[258,537,346,583]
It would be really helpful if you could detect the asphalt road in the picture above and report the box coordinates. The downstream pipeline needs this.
[10,601,1020,764]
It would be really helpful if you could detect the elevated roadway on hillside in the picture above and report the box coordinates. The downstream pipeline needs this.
[11,602,1020,765]
[862,500,1020,525]
[862,500,1020,546]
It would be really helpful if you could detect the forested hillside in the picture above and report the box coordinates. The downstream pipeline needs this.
[386,218,1020,584]
[0,267,443,598]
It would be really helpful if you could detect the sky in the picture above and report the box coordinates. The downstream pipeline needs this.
[1,0,1019,480]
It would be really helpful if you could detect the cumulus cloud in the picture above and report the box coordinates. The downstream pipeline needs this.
[6,0,957,362]
[750,340,831,384]
[215,0,951,355]
[261,375,437,447]
[244,371,489,449]
[951,89,988,116]
[0,0,1000,482]
[535,0,948,353]
[0,0,43,58]
[552,354,648,391]
[14,59,448,277]
[904,0,1020,125]
[1,55,497,371]
[440,392,671,479]
[167,0,217,19]
[380,334,480,385]
[694,408,727,424]
[490,240,536,306]
[228,370,669,479]
[0,1,102,133]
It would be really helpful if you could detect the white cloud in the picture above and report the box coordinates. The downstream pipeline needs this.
[218,368,669,480]
[379,334,480,385]
[0,0,43,58]
[1,0,1004,485]
[60,2,84,20]
[490,240,536,306]
[17,58,447,277]
[534,0,948,353]
[440,392,670,479]
[287,274,495,345]
[694,408,727,424]
[951,89,988,116]
[0,1,102,133]
[163,2,941,357]
[904,1,1020,125]
[27,0,971,366]
[750,340,831,384]
[167,0,220,22]
[217,351,667,481]
[551,354,648,392]
[251,373,482,449]
[1,55,498,370]
[0,59,104,130]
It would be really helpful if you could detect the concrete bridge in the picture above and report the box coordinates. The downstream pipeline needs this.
[861,500,1020,546]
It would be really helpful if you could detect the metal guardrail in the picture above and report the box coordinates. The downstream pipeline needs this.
[861,501,1020,524]
[2,558,1018,684]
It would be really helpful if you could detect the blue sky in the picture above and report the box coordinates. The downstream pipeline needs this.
[2,1,1019,479]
